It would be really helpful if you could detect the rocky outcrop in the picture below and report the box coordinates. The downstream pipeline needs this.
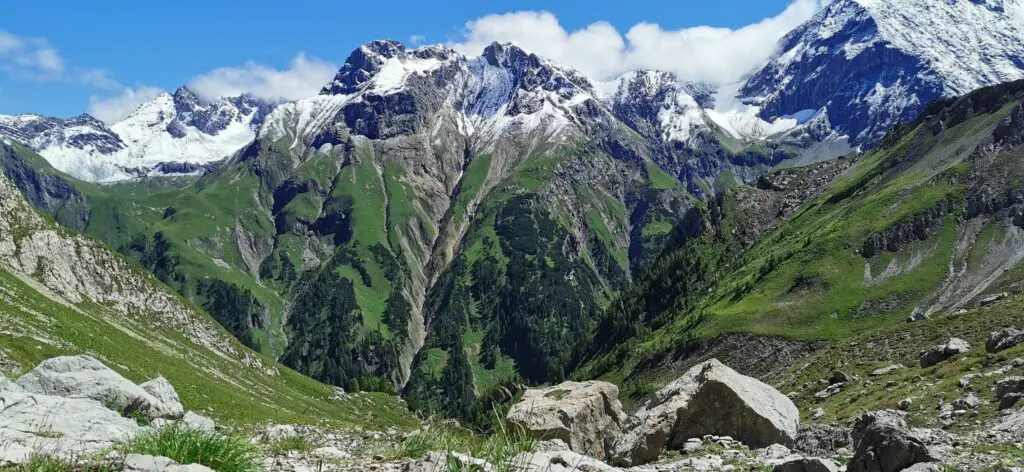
[986,327,1024,353]
[0,373,20,393]
[506,381,626,460]
[861,200,953,258]
[918,338,970,368]
[793,424,852,457]
[611,359,799,466]
[15,355,166,418]
[510,450,620,472]
[140,376,185,419]
[994,102,1024,147]
[123,454,215,472]
[847,410,935,472]
[0,392,146,464]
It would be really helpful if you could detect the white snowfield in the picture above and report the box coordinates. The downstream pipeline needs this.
[2,0,1023,182]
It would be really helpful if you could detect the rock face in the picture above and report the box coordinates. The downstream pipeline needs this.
[995,377,1024,410]
[140,376,185,419]
[793,424,852,456]
[611,359,799,466]
[847,410,934,472]
[510,450,620,472]
[506,381,626,460]
[986,327,1024,353]
[0,392,146,464]
[15,355,164,417]
[0,373,21,393]
[918,338,970,368]
[122,454,215,472]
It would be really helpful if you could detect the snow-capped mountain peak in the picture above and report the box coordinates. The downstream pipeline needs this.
[741,0,1024,145]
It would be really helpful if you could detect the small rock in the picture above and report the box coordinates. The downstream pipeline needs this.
[901,463,943,472]
[959,373,980,389]
[996,377,1024,410]
[181,411,215,432]
[871,364,904,376]
[812,408,826,420]
[907,308,929,323]
[814,383,843,400]
[918,338,970,368]
[952,393,982,410]
[139,376,185,420]
[979,292,1009,306]
[311,446,349,460]
[830,371,854,384]
[759,443,793,461]
[898,399,913,411]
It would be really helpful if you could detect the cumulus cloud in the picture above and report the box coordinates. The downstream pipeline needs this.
[87,86,164,123]
[0,30,123,91]
[188,53,338,102]
[449,0,824,84]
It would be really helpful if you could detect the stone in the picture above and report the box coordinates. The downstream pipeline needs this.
[311,446,350,460]
[958,374,980,389]
[610,359,799,466]
[918,338,970,368]
[901,463,943,472]
[774,457,840,472]
[139,376,185,419]
[979,292,1009,306]
[509,450,620,471]
[123,454,178,471]
[793,424,851,456]
[814,383,843,400]
[182,411,216,432]
[534,439,571,453]
[871,365,904,376]
[898,399,913,411]
[15,355,162,417]
[906,309,928,323]
[830,371,854,384]
[506,380,625,460]
[759,443,794,461]
[987,328,1024,353]
[405,451,494,472]
[812,408,826,420]
[847,410,935,472]
[991,408,1024,437]
[952,393,982,410]
[996,377,1024,410]
[261,424,299,441]
[0,392,145,465]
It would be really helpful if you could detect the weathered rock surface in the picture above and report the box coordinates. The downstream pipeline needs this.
[15,355,163,417]
[0,392,146,464]
[995,377,1024,410]
[507,380,626,460]
[0,373,21,393]
[511,450,620,472]
[139,376,185,419]
[987,327,1024,353]
[870,365,904,376]
[991,408,1024,437]
[918,338,970,368]
[774,457,840,472]
[793,424,852,456]
[847,410,935,472]
[611,359,799,466]
[182,411,216,432]
[404,451,494,472]
[122,454,215,472]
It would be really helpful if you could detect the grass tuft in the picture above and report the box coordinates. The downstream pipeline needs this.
[121,426,259,472]
[0,452,115,471]
[266,434,316,456]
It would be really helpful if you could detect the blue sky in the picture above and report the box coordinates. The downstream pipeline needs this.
[0,0,820,121]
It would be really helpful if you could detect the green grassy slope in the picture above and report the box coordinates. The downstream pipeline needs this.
[577,80,1024,402]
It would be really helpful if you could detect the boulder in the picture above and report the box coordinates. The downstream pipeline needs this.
[509,450,620,472]
[900,463,943,472]
[774,457,840,472]
[405,451,494,472]
[995,377,1024,409]
[991,408,1024,437]
[951,393,981,411]
[0,392,146,465]
[122,454,213,471]
[182,411,216,432]
[847,410,935,472]
[918,338,970,368]
[987,328,1024,353]
[15,355,163,417]
[793,424,851,456]
[506,380,626,460]
[610,359,799,466]
[139,376,185,419]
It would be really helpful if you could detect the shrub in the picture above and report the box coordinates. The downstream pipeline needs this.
[121,426,259,472]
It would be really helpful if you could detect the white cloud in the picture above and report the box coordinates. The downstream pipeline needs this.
[449,0,824,84]
[188,53,337,102]
[0,30,122,90]
[87,86,164,123]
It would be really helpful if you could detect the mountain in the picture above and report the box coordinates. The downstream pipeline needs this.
[741,0,1024,146]
[578,79,1024,401]
[0,87,274,182]
[0,145,413,428]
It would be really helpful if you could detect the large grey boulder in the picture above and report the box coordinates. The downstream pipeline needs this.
[610,359,799,466]
[987,328,1024,353]
[847,410,935,472]
[182,411,216,432]
[918,338,970,368]
[139,376,185,419]
[0,392,146,465]
[15,355,163,417]
[506,380,626,460]
[793,424,852,456]
[991,408,1024,437]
